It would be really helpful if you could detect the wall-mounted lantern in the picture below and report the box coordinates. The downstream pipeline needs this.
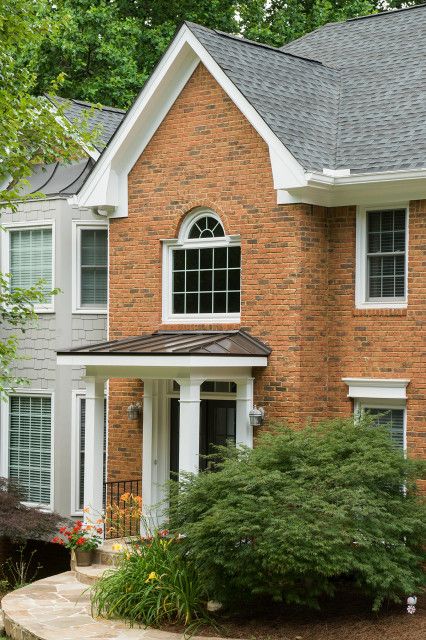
[127,401,142,421]
[249,405,265,428]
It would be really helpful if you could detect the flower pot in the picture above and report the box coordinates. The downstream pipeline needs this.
[75,549,93,566]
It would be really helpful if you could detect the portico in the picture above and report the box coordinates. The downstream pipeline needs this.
[57,330,270,528]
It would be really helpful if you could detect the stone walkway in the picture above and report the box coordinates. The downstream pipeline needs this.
[1,572,210,640]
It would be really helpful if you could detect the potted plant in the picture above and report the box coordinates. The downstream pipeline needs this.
[52,520,102,567]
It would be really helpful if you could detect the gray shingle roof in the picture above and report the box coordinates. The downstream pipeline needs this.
[186,6,426,173]
[186,22,340,172]
[20,99,125,198]
[61,98,125,151]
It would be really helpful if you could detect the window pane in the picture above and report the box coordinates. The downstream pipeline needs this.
[9,396,51,505]
[173,272,185,293]
[80,229,107,307]
[10,228,52,301]
[171,245,240,316]
[365,408,404,449]
[366,209,406,300]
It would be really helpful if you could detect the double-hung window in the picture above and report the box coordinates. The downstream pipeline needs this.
[362,406,405,450]
[74,224,108,312]
[163,210,241,323]
[6,225,54,311]
[356,207,408,308]
[8,395,52,506]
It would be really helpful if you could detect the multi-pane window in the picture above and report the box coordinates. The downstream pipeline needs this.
[166,212,241,320]
[10,228,52,301]
[80,229,108,307]
[78,397,107,510]
[367,209,406,300]
[9,396,52,505]
[172,245,241,314]
[364,407,405,450]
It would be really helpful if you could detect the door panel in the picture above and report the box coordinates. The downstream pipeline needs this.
[169,398,236,475]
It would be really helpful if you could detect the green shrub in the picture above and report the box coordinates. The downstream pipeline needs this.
[169,417,426,611]
[91,531,212,632]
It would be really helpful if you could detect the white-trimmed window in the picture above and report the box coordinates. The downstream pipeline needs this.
[71,392,107,514]
[73,222,108,313]
[355,206,408,308]
[1,222,55,312]
[343,378,408,451]
[162,209,241,323]
[8,394,53,506]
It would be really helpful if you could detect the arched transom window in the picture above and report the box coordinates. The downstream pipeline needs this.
[163,210,241,322]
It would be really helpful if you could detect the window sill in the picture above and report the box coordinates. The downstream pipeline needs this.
[72,308,108,315]
[34,307,55,315]
[353,308,407,317]
[163,314,241,325]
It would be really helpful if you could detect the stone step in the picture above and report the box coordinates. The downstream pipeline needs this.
[75,563,114,585]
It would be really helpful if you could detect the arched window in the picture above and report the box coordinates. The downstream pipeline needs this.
[163,210,241,322]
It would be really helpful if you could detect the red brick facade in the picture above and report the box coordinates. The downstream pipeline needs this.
[107,64,425,481]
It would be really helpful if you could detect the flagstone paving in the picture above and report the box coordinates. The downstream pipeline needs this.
[1,572,209,640]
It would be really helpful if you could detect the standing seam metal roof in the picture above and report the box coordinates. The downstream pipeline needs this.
[58,330,272,357]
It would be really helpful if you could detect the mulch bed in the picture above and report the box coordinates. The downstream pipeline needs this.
[167,591,425,640]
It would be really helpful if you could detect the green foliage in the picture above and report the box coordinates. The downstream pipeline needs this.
[91,531,213,632]
[169,418,426,612]
[0,0,97,210]
[32,1,425,108]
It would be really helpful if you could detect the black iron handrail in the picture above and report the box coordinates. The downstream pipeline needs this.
[103,478,141,540]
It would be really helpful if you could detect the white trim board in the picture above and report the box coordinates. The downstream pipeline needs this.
[57,353,267,370]
[342,378,410,400]
[69,24,306,217]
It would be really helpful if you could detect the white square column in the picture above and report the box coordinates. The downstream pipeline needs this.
[176,378,203,475]
[142,380,155,524]
[83,376,105,523]
[235,377,255,447]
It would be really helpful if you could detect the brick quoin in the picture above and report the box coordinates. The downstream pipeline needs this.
[107,64,425,486]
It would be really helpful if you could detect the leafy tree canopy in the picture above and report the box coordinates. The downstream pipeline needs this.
[33,0,425,109]
[0,0,96,395]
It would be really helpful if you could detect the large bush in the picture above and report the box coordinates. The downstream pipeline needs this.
[169,418,426,611]
[91,531,212,631]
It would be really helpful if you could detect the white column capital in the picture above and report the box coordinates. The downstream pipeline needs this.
[175,378,204,403]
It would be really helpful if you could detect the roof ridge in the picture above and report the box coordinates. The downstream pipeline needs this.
[185,21,332,68]
[347,3,426,22]
[70,98,126,114]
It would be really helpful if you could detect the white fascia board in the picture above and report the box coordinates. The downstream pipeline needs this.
[278,168,426,207]
[57,353,268,369]
[72,24,306,217]
[342,378,410,400]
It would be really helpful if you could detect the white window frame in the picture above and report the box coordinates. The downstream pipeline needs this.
[70,390,108,516]
[1,220,56,313]
[355,204,408,309]
[162,209,241,324]
[0,389,55,511]
[72,220,108,314]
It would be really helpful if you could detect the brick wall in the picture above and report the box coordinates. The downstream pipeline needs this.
[107,63,425,480]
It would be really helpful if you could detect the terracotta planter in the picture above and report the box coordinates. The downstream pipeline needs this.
[75,549,93,567]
